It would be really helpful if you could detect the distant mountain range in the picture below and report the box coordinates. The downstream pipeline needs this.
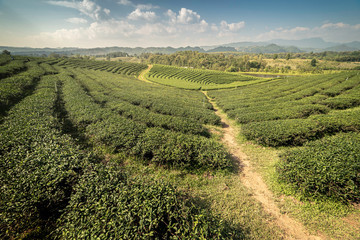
[204,38,360,53]
[1,38,359,56]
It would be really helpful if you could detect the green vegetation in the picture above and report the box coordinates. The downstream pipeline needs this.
[209,72,360,147]
[0,75,90,238]
[141,50,360,73]
[0,60,47,116]
[56,163,233,239]
[277,132,360,202]
[0,58,237,239]
[58,67,229,171]
[1,55,360,239]
[56,58,147,76]
[0,58,26,79]
[146,64,270,90]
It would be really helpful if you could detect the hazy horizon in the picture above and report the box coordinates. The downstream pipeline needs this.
[0,0,359,48]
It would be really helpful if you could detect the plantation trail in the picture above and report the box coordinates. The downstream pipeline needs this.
[138,64,153,83]
[202,91,324,240]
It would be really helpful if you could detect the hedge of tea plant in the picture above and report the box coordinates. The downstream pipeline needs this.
[59,69,231,171]
[277,132,360,202]
[55,163,234,239]
[0,75,90,239]
[209,72,360,147]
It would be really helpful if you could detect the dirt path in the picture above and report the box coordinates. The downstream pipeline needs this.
[202,91,323,240]
[138,64,153,83]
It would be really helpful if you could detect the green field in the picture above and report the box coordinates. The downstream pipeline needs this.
[1,56,359,239]
[146,64,271,90]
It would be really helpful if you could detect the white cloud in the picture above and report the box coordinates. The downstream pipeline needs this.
[166,8,203,25]
[211,24,219,31]
[66,17,88,24]
[118,0,132,6]
[27,19,137,47]
[118,0,158,10]
[220,20,245,32]
[47,0,106,20]
[177,8,201,24]
[166,10,177,24]
[321,22,347,29]
[47,0,76,9]
[128,8,156,21]
[104,8,110,15]
[137,4,159,10]
[256,22,360,43]
[354,24,360,30]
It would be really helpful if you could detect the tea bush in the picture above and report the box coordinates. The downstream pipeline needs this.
[56,164,234,239]
[277,133,360,202]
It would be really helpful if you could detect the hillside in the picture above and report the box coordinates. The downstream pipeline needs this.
[1,55,360,239]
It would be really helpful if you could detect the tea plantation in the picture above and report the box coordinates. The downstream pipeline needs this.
[146,64,270,90]
[0,58,233,239]
[208,72,360,202]
[1,56,359,238]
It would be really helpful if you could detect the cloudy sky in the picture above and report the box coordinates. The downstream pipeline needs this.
[0,0,359,48]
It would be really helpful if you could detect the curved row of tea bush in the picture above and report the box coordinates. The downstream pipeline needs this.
[0,61,46,113]
[146,64,268,90]
[213,73,356,112]
[0,58,26,79]
[55,163,234,239]
[210,71,360,203]
[0,69,235,239]
[241,105,360,147]
[56,58,147,76]
[60,70,231,170]
[0,75,90,239]
[277,132,360,202]
[69,68,210,136]
[148,64,256,85]
[68,67,221,125]
[210,72,360,146]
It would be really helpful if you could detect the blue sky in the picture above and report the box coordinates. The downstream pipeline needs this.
[0,0,359,48]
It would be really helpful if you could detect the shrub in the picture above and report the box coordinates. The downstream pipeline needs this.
[133,128,231,170]
[277,133,360,202]
[55,164,233,239]
[241,119,325,147]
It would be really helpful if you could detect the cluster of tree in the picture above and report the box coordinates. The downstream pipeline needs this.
[281,51,360,62]
[97,52,129,58]
[141,51,268,72]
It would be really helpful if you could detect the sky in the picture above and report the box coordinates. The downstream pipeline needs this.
[0,0,359,48]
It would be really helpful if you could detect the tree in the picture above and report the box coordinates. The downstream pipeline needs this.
[311,58,317,67]
[273,54,278,60]
[2,50,11,55]
[286,53,291,60]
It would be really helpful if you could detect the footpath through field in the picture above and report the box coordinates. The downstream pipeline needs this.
[138,64,153,83]
[202,91,324,240]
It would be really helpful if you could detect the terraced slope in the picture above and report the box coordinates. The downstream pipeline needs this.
[146,64,270,90]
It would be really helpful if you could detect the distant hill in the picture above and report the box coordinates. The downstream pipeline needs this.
[345,41,360,49]
[266,38,338,49]
[238,44,302,53]
[207,46,237,52]
[1,38,360,56]
[0,46,205,56]
[324,44,359,52]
